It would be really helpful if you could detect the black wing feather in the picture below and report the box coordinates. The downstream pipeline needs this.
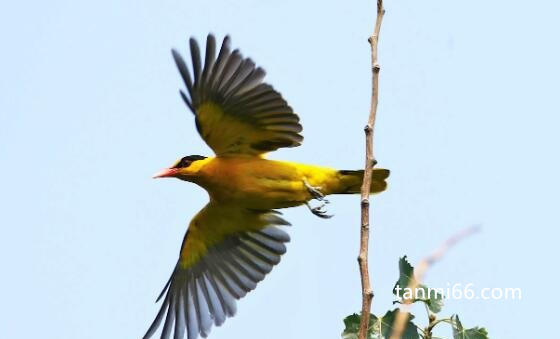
[172,34,303,155]
[142,213,290,339]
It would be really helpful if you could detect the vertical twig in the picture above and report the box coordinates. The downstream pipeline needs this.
[358,1,385,339]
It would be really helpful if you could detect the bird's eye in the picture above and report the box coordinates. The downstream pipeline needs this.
[176,157,192,168]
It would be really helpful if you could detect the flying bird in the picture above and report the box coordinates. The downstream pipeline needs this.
[143,34,390,339]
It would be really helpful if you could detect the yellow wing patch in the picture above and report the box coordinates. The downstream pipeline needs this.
[179,202,273,268]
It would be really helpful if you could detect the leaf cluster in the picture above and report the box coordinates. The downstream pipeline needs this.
[341,257,489,339]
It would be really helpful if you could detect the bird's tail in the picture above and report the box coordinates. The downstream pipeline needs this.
[335,168,390,194]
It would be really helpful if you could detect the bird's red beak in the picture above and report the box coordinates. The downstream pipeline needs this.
[152,168,179,178]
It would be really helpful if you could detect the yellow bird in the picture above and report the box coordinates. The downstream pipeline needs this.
[143,34,390,339]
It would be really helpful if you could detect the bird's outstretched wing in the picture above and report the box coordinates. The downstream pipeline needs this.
[143,203,291,339]
[172,34,303,156]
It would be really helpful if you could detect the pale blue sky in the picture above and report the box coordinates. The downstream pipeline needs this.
[1,0,558,338]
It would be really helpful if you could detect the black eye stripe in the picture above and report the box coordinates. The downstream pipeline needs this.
[174,155,207,168]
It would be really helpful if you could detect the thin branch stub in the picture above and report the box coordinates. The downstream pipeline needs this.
[357,254,367,263]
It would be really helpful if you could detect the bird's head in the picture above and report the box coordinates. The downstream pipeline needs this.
[153,155,208,181]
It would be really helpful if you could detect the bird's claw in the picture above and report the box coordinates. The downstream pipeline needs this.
[306,202,333,219]
[303,179,333,218]
[303,179,328,202]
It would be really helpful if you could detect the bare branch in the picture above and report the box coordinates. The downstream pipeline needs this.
[358,1,385,339]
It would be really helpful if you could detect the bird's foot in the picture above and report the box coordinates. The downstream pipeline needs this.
[303,179,333,218]
[305,202,333,219]
[303,179,329,202]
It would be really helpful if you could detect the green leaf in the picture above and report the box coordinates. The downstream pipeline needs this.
[393,256,415,295]
[393,256,445,313]
[342,313,364,339]
[421,287,444,313]
[451,315,489,339]
[371,309,420,339]
[341,310,419,339]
